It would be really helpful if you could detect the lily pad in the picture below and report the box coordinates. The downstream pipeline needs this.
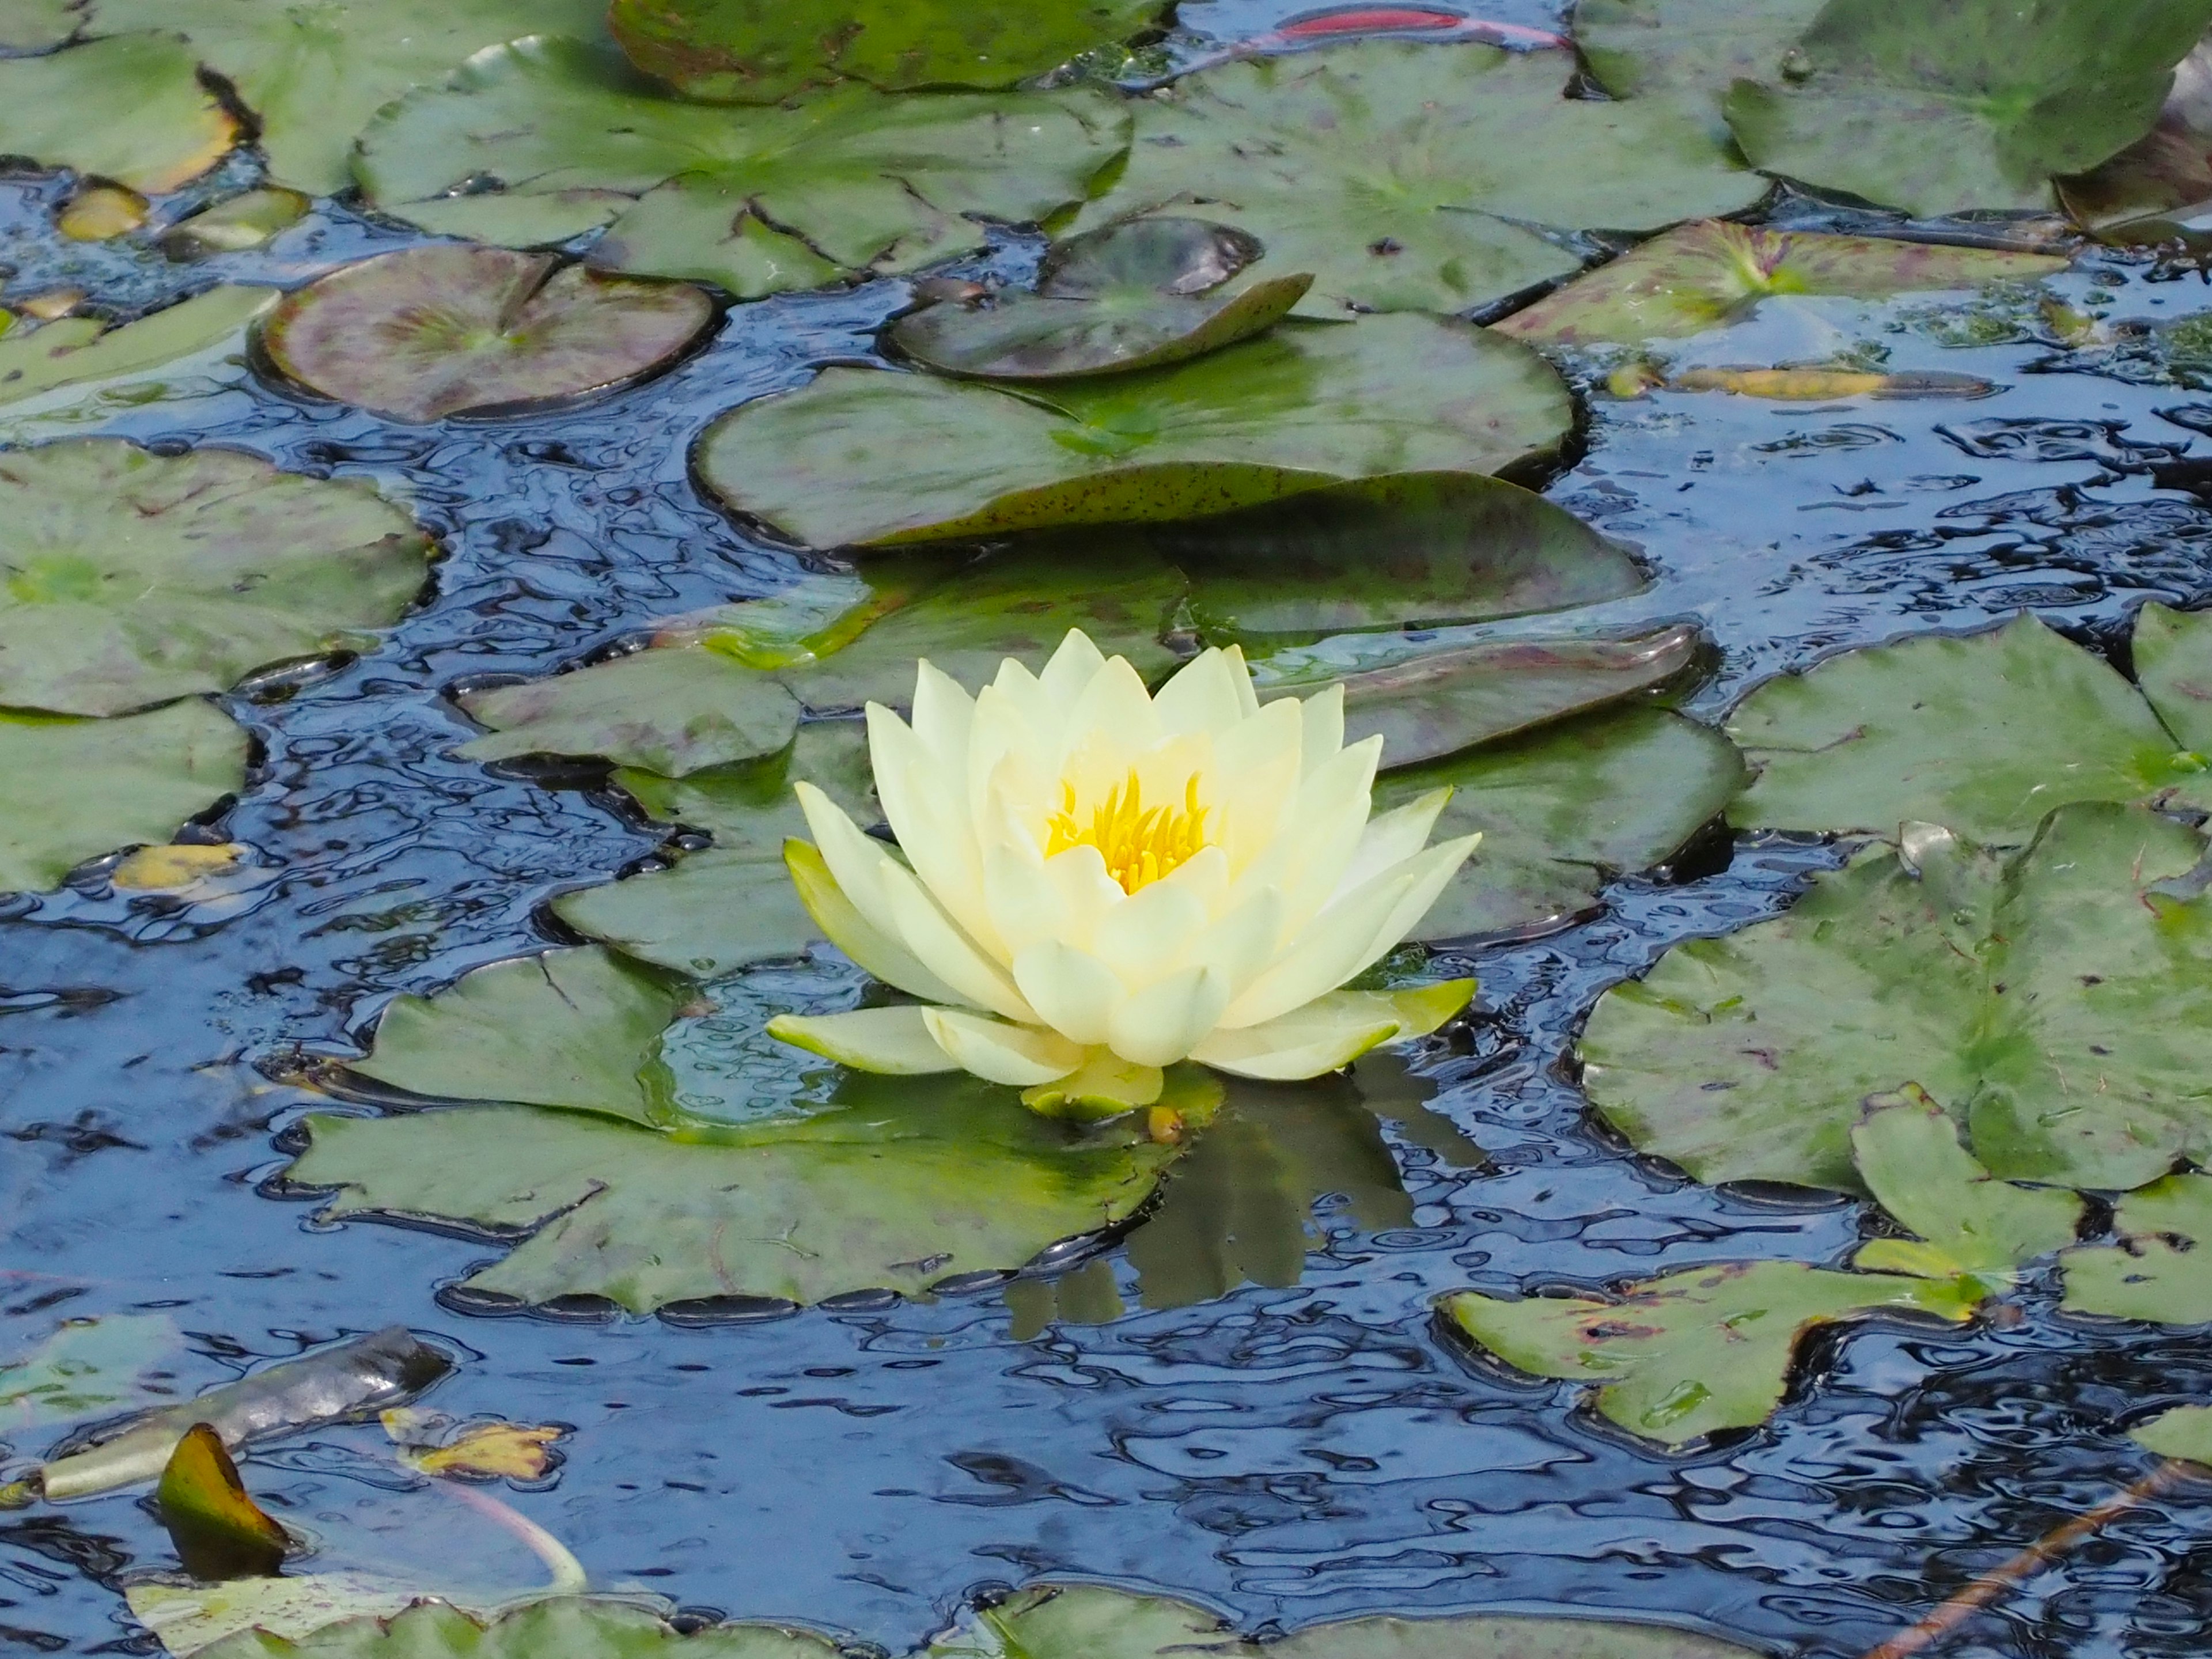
[927,1585,1768,1659]
[183,1600,835,1659]
[0,440,434,716]
[1439,1259,1974,1446]
[160,189,311,261]
[31,0,612,195]
[1040,217,1264,298]
[2131,1404,2212,1465]
[292,947,1189,1312]
[1574,0,1825,132]
[2062,1173,2212,1324]
[1727,610,2212,845]
[1375,706,1747,942]
[259,248,714,423]
[1071,40,1764,317]
[1162,472,1647,641]
[0,1315,181,1432]
[356,36,1130,301]
[608,0,1166,101]
[0,32,238,194]
[0,702,247,893]
[696,315,1573,548]
[1494,219,2069,346]
[1723,0,2212,217]
[0,288,276,412]
[1581,803,2212,1194]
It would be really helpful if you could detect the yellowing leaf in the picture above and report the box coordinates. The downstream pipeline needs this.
[402,1420,566,1483]
[111,842,244,890]
[155,1423,289,1580]
[1669,365,1995,400]
[59,185,148,241]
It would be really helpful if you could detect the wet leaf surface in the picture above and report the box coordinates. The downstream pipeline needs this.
[155,1425,289,1582]
[0,32,238,194]
[1496,219,2069,345]
[0,702,247,893]
[608,0,1165,101]
[159,189,311,261]
[1727,610,2212,844]
[1440,1259,1975,1446]
[260,248,714,423]
[357,37,1130,300]
[0,439,433,717]
[1073,41,1763,317]
[698,316,1572,548]
[2062,1173,2212,1324]
[0,1316,181,1433]
[0,287,276,412]
[1582,804,2212,1194]
[1725,0,2212,215]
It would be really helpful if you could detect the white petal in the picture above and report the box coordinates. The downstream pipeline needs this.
[909,659,975,761]
[1191,979,1476,1080]
[1297,681,1346,775]
[982,839,1070,959]
[1332,787,1451,901]
[880,859,1036,1022]
[783,840,964,1005]
[794,781,895,918]
[1184,886,1286,996]
[1064,653,1160,760]
[766,1006,959,1074]
[921,1007,1083,1085]
[1011,941,1126,1046]
[1037,629,1107,714]
[1224,643,1259,719]
[1092,878,1209,988]
[1153,647,1246,738]
[1107,964,1231,1067]
[869,704,999,955]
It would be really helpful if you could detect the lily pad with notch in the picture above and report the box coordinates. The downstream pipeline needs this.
[258,247,715,424]
[1574,0,1826,134]
[2062,1173,2212,1324]
[357,36,1131,302]
[889,217,1312,380]
[1071,39,1764,317]
[1494,219,2069,346]
[696,313,1573,548]
[0,31,239,195]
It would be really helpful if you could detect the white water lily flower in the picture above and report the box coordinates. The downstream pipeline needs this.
[767,630,1480,1114]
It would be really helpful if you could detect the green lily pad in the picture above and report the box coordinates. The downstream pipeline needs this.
[1723,0,2212,217]
[1493,219,2069,346]
[1071,40,1763,318]
[1574,0,1825,134]
[1440,1260,1975,1446]
[27,0,611,195]
[608,0,1164,101]
[0,439,434,717]
[184,1601,836,1659]
[2131,1404,2212,1466]
[1727,610,2212,845]
[697,315,1573,548]
[159,189,311,262]
[0,31,239,194]
[2061,1173,2212,1324]
[0,1315,181,1432]
[1164,472,1647,642]
[1040,217,1264,298]
[1581,803,2212,1194]
[1376,706,1747,942]
[0,286,276,411]
[0,0,79,50]
[929,1585,1769,1659]
[0,701,247,892]
[259,247,715,424]
[356,36,1130,301]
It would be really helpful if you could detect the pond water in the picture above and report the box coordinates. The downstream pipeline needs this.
[6,5,2212,1657]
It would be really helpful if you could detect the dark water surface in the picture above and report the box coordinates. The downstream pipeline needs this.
[6,7,2212,1656]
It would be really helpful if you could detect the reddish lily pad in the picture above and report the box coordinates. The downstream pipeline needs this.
[259,247,715,424]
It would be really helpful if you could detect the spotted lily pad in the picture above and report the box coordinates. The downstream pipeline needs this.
[0,31,238,194]
[1581,804,2212,1194]
[290,952,1189,1312]
[0,286,275,411]
[1728,609,2212,844]
[608,0,1166,101]
[1724,0,2212,217]
[697,315,1573,548]
[25,0,612,195]
[1071,40,1763,317]
[2062,1174,2212,1324]
[1439,1259,1974,1446]
[357,36,1130,301]
[1494,219,2069,345]
[0,440,434,717]
[259,247,715,423]
[927,1584,1768,1659]
[182,1600,837,1659]
[0,702,246,892]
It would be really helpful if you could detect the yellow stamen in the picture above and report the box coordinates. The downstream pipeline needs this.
[1043,768,1210,894]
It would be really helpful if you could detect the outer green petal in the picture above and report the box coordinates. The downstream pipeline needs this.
[1022,1052,1166,1121]
[766,1007,960,1075]
[921,1007,1084,1086]
[783,838,963,1005]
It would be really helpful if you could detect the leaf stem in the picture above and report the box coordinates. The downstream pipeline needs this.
[438,1480,588,1595]
[1859,1460,2191,1659]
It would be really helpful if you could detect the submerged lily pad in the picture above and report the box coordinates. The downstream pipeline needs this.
[1440,1259,1974,1446]
[698,315,1573,548]
[0,32,238,194]
[0,702,246,893]
[0,440,434,717]
[1581,804,2212,1193]
[1495,219,2069,345]
[1377,706,1746,941]
[1724,0,2212,216]
[0,1315,181,1431]
[185,1600,837,1659]
[357,36,1130,301]
[608,0,1165,101]
[0,286,275,411]
[2062,1174,2212,1324]
[1727,609,2212,844]
[1073,40,1763,317]
[27,0,611,195]
[259,247,715,424]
